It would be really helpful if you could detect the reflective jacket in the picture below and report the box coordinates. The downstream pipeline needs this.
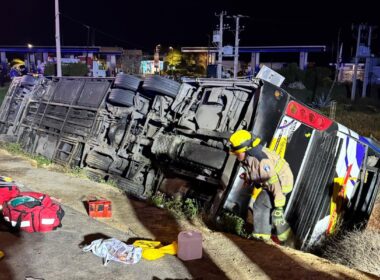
[242,145,293,208]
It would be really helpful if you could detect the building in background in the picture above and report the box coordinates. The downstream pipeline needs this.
[338,63,365,82]
[0,45,143,77]
[120,49,142,74]
[140,59,163,75]
[338,59,380,85]
[182,45,326,77]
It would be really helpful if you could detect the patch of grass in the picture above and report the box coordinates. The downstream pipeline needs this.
[317,228,380,277]
[0,142,52,167]
[334,107,380,139]
[31,154,52,167]
[67,166,87,178]
[105,179,118,188]
[1,142,97,178]
[97,178,119,188]
[2,142,24,154]
[318,101,380,140]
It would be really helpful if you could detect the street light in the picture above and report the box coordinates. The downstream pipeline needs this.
[154,44,161,74]
[27,43,33,73]
[169,46,173,75]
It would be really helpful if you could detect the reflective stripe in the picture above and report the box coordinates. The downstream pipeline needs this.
[273,209,283,217]
[268,175,279,184]
[277,228,291,242]
[251,233,271,241]
[9,220,30,227]
[231,139,252,152]
[275,159,286,173]
[274,198,286,208]
[20,221,31,227]
[41,218,55,225]
[282,185,293,194]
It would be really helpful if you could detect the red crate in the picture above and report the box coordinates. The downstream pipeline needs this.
[88,199,112,218]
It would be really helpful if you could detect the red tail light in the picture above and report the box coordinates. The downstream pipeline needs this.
[286,101,333,131]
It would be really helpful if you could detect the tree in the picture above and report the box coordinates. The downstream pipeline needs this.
[278,63,304,84]
[165,48,182,74]
[178,53,207,76]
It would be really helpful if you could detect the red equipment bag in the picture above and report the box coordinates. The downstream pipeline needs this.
[0,176,20,204]
[2,192,64,233]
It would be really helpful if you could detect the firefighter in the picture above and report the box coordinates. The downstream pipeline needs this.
[229,130,293,242]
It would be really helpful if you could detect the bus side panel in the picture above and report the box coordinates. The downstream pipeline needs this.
[269,116,314,179]
[251,82,288,145]
[286,131,341,248]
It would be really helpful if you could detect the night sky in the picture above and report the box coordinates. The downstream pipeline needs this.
[1,1,379,60]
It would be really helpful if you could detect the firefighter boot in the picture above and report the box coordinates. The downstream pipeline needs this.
[272,207,291,242]
[251,233,271,241]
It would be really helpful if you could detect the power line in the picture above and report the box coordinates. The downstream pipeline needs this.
[60,13,144,49]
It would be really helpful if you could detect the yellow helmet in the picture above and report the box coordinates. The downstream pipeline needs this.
[229,130,261,154]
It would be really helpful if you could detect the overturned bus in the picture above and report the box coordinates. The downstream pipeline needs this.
[0,70,379,250]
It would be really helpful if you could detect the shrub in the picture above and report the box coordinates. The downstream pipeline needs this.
[303,67,332,89]
[219,211,247,237]
[311,91,333,109]
[148,193,200,220]
[149,192,166,208]
[165,195,184,218]
[278,63,304,84]
[44,63,88,76]
[183,198,199,219]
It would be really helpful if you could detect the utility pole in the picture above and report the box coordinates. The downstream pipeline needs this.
[351,24,375,100]
[232,15,248,78]
[55,0,62,77]
[351,24,363,101]
[233,16,240,79]
[215,11,226,79]
[154,44,161,75]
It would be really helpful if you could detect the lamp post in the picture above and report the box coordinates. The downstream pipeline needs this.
[27,43,33,73]
[55,0,62,77]
[169,46,173,75]
[154,44,161,75]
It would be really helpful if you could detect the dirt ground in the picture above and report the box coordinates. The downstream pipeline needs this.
[368,198,380,231]
[0,149,379,280]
